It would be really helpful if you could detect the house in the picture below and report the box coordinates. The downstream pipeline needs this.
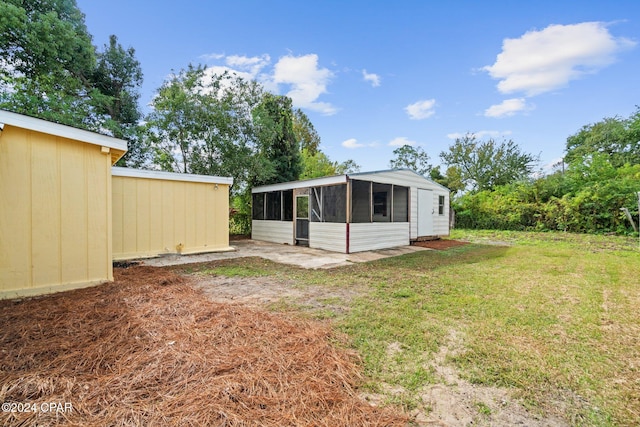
[0,110,233,299]
[251,169,450,253]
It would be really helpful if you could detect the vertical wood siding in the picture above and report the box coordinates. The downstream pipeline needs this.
[112,175,231,260]
[0,126,112,299]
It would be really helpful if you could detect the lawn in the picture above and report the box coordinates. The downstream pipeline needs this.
[347,230,640,425]
[180,230,640,425]
[2,230,638,426]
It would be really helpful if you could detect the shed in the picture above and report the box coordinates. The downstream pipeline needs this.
[112,167,234,260]
[0,110,126,299]
[251,169,450,253]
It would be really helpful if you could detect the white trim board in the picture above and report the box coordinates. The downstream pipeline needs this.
[0,109,127,152]
[112,167,233,185]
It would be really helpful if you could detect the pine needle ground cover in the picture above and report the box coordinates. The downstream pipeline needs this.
[0,267,407,426]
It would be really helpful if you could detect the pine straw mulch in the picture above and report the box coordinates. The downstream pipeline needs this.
[0,266,408,426]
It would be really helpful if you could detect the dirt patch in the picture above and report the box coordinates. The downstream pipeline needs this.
[0,266,407,426]
[415,330,568,426]
[229,234,251,241]
[412,239,470,250]
[359,330,569,426]
[191,273,359,315]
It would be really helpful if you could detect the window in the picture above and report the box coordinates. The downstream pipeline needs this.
[252,190,294,221]
[351,180,371,223]
[351,180,409,223]
[283,190,293,221]
[438,195,445,215]
[296,195,309,219]
[372,183,392,222]
[252,193,264,220]
[265,192,282,220]
[310,185,347,223]
[323,185,347,222]
[310,187,322,222]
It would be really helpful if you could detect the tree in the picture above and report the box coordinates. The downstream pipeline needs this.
[292,109,321,155]
[335,159,361,174]
[299,149,361,179]
[429,165,465,195]
[146,66,273,193]
[92,35,146,167]
[389,145,432,176]
[0,1,148,166]
[440,134,538,191]
[300,148,337,179]
[565,109,640,168]
[252,93,302,185]
[0,0,96,127]
[146,65,208,174]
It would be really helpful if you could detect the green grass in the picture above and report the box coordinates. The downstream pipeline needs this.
[186,231,640,425]
[172,257,279,277]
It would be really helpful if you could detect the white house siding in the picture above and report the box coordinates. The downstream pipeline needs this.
[349,223,410,253]
[432,195,449,236]
[309,222,346,252]
[351,169,449,239]
[251,220,294,245]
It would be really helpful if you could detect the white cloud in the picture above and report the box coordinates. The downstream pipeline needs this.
[484,22,636,96]
[543,157,566,173]
[200,52,225,61]
[272,54,336,115]
[202,65,255,82]
[405,99,436,120]
[362,69,381,87]
[225,54,271,76]
[342,138,365,149]
[389,137,417,147]
[198,52,337,114]
[447,130,513,140]
[484,98,533,118]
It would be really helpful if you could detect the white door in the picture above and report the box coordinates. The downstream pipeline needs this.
[417,189,434,236]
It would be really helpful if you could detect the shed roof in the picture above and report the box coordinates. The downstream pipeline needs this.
[252,168,449,193]
[112,167,233,185]
[0,110,128,164]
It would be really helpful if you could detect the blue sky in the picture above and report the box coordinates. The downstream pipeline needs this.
[77,0,640,173]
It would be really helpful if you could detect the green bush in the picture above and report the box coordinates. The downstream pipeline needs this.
[453,158,640,235]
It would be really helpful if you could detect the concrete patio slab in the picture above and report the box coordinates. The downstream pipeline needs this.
[140,239,430,269]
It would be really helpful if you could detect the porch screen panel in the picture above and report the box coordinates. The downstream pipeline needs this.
[252,193,265,220]
[392,185,409,222]
[310,188,322,222]
[265,191,282,220]
[283,190,294,220]
[322,184,346,223]
[372,183,392,222]
[351,180,371,223]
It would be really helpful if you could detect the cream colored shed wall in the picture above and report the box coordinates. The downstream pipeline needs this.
[0,125,113,299]
[112,175,231,260]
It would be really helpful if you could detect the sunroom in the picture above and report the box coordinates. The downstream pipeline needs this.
[251,169,450,254]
